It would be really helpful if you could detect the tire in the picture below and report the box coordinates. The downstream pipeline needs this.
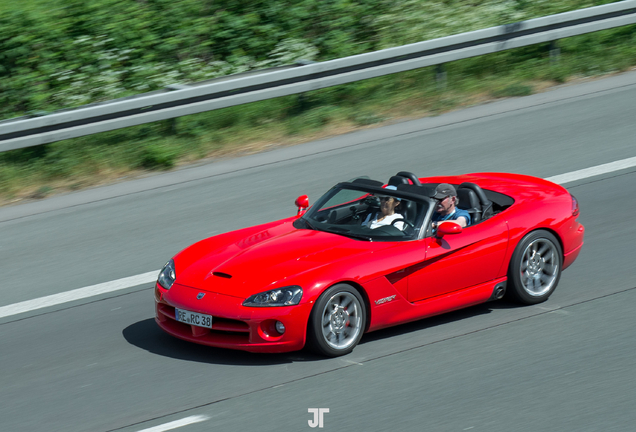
[507,230,563,305]
[307,284,366,357]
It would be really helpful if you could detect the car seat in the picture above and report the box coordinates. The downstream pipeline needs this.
[456,187,482,223]
[457,182,494,223]
[388,175,417,225]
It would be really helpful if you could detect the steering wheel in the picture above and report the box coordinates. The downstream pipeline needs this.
[349,206,360,222]
[363,195,381,207]
[390,218,415,230]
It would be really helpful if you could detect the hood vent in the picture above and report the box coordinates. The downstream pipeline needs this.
[212,272,232,279]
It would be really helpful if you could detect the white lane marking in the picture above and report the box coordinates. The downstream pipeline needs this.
[546,156,636,185]
[0,270,158,319]
[3,155,636,320]
[341,359,364,366]
[136,415,210,432]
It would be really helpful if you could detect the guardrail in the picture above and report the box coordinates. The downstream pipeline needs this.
[1,0,635,153]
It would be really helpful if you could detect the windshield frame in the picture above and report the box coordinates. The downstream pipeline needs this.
[298,181,436,242]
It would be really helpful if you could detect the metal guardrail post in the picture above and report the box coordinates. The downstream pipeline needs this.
[436,64,447,90]
[549,40,561,63]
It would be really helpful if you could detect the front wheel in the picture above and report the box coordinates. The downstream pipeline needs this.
[507,230,562,304]
[307,284,366,357]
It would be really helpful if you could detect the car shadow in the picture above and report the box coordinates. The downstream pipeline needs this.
[122,318,325,366]
[359,298,520,345]
[123,299,522,365]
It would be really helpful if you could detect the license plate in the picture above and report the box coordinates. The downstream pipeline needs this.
[175,308,213,328]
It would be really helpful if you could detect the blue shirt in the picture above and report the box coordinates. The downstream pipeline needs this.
[432,208,471,226]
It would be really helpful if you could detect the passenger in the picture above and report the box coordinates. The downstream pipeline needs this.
[432,183,471,228]
[362,185,405,230]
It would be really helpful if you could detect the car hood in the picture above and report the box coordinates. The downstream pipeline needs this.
[175,224,389,298]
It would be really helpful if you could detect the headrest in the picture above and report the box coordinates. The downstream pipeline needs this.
[388,175,410,186]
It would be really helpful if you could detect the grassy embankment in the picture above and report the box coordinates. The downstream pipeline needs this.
[0,0,635,205]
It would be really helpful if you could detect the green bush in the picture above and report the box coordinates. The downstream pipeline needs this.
[286,105,343,134]
[0,0,395,120]
[138,144,177,169]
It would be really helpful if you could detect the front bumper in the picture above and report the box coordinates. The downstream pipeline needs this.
[154,283,312,353]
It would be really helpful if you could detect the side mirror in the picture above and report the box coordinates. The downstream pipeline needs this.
[435,221,463,238]
[295,195,309,216]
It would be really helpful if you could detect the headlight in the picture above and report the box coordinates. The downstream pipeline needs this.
[157,259,176,290]
[243,286,303,307]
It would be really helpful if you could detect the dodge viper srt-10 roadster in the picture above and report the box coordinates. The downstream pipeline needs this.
[154,171,584,357]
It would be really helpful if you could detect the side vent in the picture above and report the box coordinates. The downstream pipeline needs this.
[212,272,232,279]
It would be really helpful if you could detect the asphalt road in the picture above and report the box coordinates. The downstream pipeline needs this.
[1,71,635,432]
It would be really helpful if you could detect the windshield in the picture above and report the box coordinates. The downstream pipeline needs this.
[296,185,430,241]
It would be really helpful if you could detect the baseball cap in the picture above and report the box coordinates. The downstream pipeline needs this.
[433,183,457,199]
[379,185,401,201]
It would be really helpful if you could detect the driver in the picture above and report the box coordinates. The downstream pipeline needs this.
[361,185,405,230]
[432,183,471,228]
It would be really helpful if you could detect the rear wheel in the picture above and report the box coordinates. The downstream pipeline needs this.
[507,230,562,304]
[307,284,366,357]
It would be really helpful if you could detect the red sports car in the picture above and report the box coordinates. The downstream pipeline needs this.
[154,172,584,357]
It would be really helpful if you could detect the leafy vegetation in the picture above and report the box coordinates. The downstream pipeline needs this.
[0,0,635,204]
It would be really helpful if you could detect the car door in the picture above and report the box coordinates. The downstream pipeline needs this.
[406,216,509,302]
